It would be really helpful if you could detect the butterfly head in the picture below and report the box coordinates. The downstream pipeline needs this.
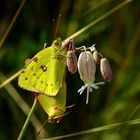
[52,37,62,48]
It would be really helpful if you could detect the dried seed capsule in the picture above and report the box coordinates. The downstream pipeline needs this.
[77,51,105,104]
[78,51,96,83]
[100,58,113,82]
[93,51,102,64]
[67,50,77,74]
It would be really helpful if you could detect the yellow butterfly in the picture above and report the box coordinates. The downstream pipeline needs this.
[36,77,66,123]
[18,38,67,96]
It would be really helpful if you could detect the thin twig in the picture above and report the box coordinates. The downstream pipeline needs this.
[42,118,140,140]
[0,69,24,89]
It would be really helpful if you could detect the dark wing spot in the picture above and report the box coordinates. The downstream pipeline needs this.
[31,66,34,70]
[41,81,43,84]
[21,71,25,73]
[33,57,38,62]
[51,83,53,86]
[33,73,36,76]
[40,65,47,72]
[46,84,48,86]
[52,56,59,60]
[25,77,28,80]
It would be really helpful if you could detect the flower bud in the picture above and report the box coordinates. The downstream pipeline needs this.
[77,51,105,104]
[100,58,113,82]
[93,51,102,64]
[67,50,77,74]
[78,51,96,84]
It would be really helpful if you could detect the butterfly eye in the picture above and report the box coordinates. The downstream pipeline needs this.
[53,38,62,47]
[54,41,62,47]
[54,41,59,46]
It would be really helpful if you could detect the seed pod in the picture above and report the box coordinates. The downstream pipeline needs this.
[67,50,77,74]
[77,51,105,104]
[93,51,102,64]
[78,51,96,84]
[100,58,113,82]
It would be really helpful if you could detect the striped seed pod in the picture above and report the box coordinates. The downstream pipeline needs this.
[100,58,113,82]
[93,51,102,64]
[78,51,96,84]
[67,50,77,74]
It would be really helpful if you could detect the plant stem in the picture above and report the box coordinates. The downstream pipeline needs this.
[17,98,37,140]
[0,69,24,89]
[43,118,140,140]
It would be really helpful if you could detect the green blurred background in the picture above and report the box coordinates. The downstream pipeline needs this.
[0,0,140,139]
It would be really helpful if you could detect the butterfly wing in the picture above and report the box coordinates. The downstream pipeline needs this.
[18,46,52,93]
[37,78,66,122]
[18,45,67,96]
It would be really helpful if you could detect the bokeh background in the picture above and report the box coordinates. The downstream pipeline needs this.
[0,0,140,139]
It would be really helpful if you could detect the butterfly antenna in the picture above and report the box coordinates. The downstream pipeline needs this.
[66,104,76,109]
[52,18,55,37]
[36,119,48,136]
[54,111,69,123]
[54,14,61,39]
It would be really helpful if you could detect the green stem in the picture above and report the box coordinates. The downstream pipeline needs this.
[43,118,140,140]
[0,69,24,89]
[17,98,37,140]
